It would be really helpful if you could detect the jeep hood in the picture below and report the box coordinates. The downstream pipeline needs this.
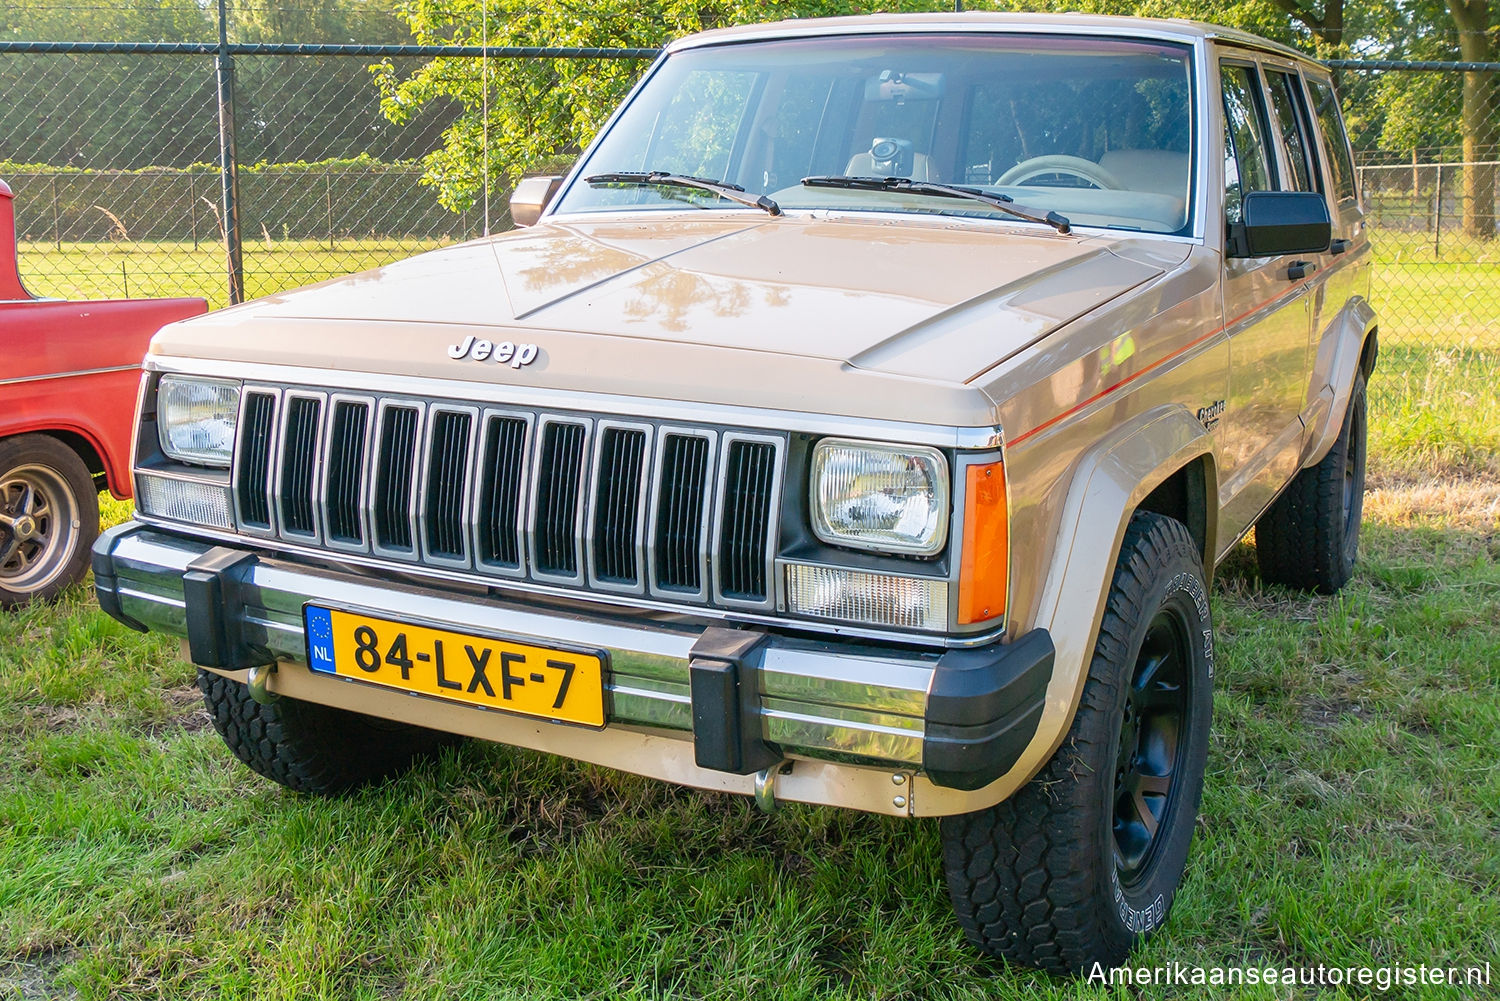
[152,213,1179,426]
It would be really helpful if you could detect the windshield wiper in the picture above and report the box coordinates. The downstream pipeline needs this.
[800,175,1071,234]
[585,171,782,216]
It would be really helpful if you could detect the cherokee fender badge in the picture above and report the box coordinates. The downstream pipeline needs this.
[1196,399,1225,430]
[447,335,539,369]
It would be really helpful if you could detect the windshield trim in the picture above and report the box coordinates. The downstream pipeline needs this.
[547,30,1205,241]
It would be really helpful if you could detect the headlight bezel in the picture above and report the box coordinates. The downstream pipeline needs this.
[156,375,242,468]
[808,438,951,557]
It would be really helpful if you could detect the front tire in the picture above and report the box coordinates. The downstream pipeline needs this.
[940,512,1213,974]
[197,669,453,795]
[1255,371,1367,593]
[0,434,99,608]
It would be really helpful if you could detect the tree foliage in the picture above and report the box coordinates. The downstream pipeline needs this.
[373,1,941,209]
[377,0,1497,216]
[0,0,449,168]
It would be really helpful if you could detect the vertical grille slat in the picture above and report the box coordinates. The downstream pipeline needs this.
[654,434,710,592]
[424,411,472,560]
[591,427,647,585]
[533,422,586,576]
[326,400,369,545]
[279,396,322,537]
[236,392,277,529]
[719,439,777,602]
[477,415,527,569]
[374,405,420,552]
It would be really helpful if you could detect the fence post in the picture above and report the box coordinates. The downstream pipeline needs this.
[189,173,199,251]
[1411,147,1419,199]
[326,174,334,250]
[1434,162,1443,258]
[50,176,61,251]
[216,0,245,304]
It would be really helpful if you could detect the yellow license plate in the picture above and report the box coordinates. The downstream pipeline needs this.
[303,605,606,727]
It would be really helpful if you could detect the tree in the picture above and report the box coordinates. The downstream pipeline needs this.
[0,1,216,168]
[373,1,939,210]
[1445,0,1495,236]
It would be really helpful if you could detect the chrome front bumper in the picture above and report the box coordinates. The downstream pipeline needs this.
[93,522,1052,816]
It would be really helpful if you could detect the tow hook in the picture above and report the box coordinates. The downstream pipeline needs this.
[753,760,793,814]
[246,663,279,705]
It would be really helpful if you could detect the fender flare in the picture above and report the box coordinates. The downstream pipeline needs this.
[916,405,1217,815]
[1301,297,1378,469]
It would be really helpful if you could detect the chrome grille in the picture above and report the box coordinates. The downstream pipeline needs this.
[589,424,649,589]
[324,399,369,547]
[530,419,588,579]
[475,412,530,573]
[234,391,277,530]
[651,430,714,598]
[718,436,780,603]
[373,404,421,555]
[423,408,475,564]
[229,387,785,611]
[277,394,323,538]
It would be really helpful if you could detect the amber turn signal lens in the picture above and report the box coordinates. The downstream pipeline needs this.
[957,461,1008,624]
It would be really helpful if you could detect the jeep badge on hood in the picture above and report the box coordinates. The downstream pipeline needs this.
[447,336,538,368]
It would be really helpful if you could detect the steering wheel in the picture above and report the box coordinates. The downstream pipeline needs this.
[996,154,1123,190]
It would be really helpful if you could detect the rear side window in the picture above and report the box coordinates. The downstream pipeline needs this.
[1306,77,1357,204]
[1221,64,1275,224]
[1266,70,1317,192]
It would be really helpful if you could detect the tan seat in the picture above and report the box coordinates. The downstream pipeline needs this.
[1098,150,1189,197]
[844,151,935,180]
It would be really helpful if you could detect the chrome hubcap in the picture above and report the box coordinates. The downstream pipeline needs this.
[0,465,79,592]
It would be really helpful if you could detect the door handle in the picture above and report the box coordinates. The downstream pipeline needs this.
[1287,260,1316,281]
[1329,238,1351,256]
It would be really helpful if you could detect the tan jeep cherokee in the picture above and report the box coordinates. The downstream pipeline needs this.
[94,14,1375,973]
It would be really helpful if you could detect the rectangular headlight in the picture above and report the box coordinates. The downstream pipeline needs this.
[810,439,949,555]
[786,563,948,631]
[157,376,240,467]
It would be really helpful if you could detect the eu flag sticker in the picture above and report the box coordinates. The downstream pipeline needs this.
[304,606,336,674]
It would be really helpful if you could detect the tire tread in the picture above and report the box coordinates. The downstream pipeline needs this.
[1256,373,1367,593]
[196,668,450,795]
[941,513,1204,974]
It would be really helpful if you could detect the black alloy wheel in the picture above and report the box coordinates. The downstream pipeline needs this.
[1112,609,1193,886]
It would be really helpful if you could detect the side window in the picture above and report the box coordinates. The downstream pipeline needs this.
[1306,77,1358,204]
[1220,64,1275,224]
[1266,70,1317,192]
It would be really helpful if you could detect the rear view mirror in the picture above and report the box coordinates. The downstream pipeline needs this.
[1229,190,1332,257]
[510,175,564,228]
[864,71,945,102]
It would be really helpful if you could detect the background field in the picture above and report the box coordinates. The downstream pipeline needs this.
[1,241,1497,999]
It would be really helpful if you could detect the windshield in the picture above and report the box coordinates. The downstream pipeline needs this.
[555,33,1196,235]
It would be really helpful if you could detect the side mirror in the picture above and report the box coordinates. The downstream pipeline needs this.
[509,175,564,228]
[1229,190,1331,257]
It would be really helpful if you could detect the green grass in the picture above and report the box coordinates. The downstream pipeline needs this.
[16,238,460,308]
[3,463,1496,1000]
[1369,230,1500,346]
[2,241,1497,999]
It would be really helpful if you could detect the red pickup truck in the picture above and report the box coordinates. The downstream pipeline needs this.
[0,178,206,606]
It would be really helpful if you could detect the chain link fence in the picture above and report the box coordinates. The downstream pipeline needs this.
[1352,138,1497,424]
[0,40,1495,426]
[0,48,498,303]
